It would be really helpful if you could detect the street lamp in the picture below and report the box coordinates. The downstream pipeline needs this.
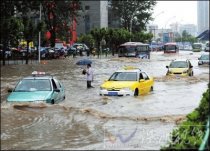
[164,16,176,31]
[151,11,164,41]
[38,3,42,63]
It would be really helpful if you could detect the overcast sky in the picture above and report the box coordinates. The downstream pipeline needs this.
[151,1,197,28]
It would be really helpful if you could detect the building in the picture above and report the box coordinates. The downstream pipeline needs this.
[178,24,197,37]
[197,1,209,35]
[76,1,108,36]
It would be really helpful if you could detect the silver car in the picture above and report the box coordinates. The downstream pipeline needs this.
[198,54,209,65]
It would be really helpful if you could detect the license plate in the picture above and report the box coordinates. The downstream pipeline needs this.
[108,92,118,96]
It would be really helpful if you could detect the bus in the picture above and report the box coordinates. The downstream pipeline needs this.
[163,42,179,53]
[118,42,150,59]
[192,43,202,52]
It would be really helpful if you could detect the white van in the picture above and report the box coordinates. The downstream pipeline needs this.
[204,42,209,52]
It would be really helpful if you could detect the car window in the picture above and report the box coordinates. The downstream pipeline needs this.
[141,72,149,80]
[51,79,58,89]
[200,55,209,60]
[15,79,51,91]
[53,78,62,88]
[170,61,188,68]
[109,72,137,81]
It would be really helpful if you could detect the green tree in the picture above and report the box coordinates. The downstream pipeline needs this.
[90,28,106,58]
[22,17,36,64]
[110,0,156,33]
[132,32,153,43]
[112,28,131,52]
[175,30,197,45]
[0,0,24,65]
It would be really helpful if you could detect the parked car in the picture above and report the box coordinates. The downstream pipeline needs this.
[68,43,90,56]
[192,43,202,52]
[7,71,65,104]
[99,66,154,96]
[166,59,193,76]
[204,42,209,52]
[198,54,209,65]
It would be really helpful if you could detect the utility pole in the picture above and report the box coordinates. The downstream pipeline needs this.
[38,3,41,63]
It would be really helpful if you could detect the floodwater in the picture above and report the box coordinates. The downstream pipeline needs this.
[1,51,209,150]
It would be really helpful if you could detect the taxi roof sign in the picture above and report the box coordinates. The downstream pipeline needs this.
[123,66,140,70]
[32,71,46,76]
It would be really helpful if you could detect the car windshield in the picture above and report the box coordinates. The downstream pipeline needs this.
[200,55,209,60]
[169,61,188,68]
[14,79,52,92]
[193,44,202,49]
[165,45,176,50]
[109,72,137,81]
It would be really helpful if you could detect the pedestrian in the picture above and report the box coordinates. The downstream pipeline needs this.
[85,63,94,88]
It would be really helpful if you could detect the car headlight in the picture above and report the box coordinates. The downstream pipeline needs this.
[122,87,131,91]
[183,70,188,73]
[100,87,106,90]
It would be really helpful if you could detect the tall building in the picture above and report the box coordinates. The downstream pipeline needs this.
[76,1,108,36]
[197,1,209,35]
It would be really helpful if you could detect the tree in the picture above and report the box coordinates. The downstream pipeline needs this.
[42,0,81,47]
[110,0,156,33]
[132,32,153,43]
[22,17,36,64]
[90,28,106,58]
[175,30,197,45]
[0,1,24,65]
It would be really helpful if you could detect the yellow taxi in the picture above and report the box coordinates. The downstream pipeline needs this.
[166,59,194,76]
[99,66,154,96]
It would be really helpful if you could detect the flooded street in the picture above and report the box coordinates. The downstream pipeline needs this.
[1,51,209,150]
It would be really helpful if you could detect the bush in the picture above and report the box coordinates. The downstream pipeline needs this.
[161,86,209,150]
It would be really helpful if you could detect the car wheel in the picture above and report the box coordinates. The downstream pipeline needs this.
[134,89,139,96]
[150,86,154,91]
[51,99,55,104]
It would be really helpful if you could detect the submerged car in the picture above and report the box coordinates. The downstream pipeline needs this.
[166,59,193,76]
[99,66,154,96]
[7,71,65,104]
[198,54,209,65]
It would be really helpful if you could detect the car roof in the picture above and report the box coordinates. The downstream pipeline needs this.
[172,59,189,62]
[120,42,149,46]
[23,75,53,80]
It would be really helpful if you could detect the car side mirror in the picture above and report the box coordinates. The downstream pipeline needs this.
[139,79,145,82]
[7,88,13,93]
[198,58,200,60]
[54,89,60,92]
[104,79,108,82]
[190,65,193,68]
[166,65,169,68]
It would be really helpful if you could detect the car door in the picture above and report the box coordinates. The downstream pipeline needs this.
[51,79,61,103]
[138,73,146,94]
[54,78,65,101]
[141,72,152,93]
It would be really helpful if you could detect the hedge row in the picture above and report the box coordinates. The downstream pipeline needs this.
[161,85,209,150]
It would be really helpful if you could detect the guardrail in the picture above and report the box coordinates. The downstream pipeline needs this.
[199,116,209,150]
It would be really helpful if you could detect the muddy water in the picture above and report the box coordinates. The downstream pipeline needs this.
[1,51,209,150]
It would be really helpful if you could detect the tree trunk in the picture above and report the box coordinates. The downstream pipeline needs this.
[2,41,7,66]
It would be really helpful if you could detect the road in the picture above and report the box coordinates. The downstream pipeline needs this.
[1,51,209,150]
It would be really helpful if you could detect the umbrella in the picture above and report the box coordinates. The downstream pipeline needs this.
[76,59,92,65]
